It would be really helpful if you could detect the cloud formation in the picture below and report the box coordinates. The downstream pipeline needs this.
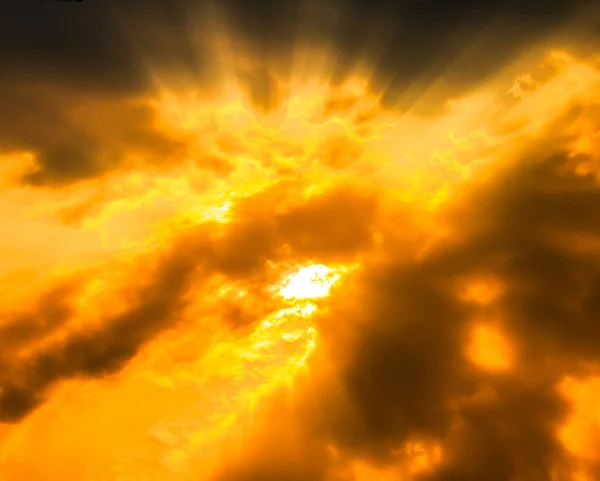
[0,1,600,481]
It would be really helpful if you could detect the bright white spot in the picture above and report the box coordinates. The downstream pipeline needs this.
[279,264,341,300]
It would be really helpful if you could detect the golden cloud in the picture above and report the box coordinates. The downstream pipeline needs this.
[1,5,600,480]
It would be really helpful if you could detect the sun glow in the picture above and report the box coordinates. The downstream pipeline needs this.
[1,13,600,477]
[145,263,349,475]
[278,264,344,300]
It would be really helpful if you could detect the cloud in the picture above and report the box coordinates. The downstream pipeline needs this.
[208,66,600,481]
[0,3,147,94]
[0,280,77,350]
[0,0,596,186]
[0,86,188,185]
[0,234,207,421]
[0,181,382,424]
[0,2,600,480]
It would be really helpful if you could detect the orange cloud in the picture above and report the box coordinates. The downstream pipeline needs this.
[1,6,600,480]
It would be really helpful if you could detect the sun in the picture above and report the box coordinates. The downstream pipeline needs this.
[278,264,343,300]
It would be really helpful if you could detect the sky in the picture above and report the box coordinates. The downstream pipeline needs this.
[1,0,600,480]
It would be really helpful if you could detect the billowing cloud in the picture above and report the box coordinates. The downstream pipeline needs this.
[207,55,600,481]
[1,1,600,481]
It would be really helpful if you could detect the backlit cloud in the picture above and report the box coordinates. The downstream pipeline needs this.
[0,1,600,480]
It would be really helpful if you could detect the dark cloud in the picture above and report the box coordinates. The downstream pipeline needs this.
[207,183,380,279]
[0,278,81,353]
[322,0,597,112]
[425,378,567,481]
[0,229,213,422]
[0,83,188,185]
[275,186,378,261]
[0,2,146,94]
[332,151,600,479]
